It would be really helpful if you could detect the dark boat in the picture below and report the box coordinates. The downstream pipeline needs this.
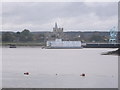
[9,44,16,48]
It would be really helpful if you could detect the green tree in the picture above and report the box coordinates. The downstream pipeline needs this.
[15,31,21,42]
[89,35,104,42]
[19,29,33,42]
[33,34,45,42]
[2,32,15,42]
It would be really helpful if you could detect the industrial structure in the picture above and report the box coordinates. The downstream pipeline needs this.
[109,26,117,44]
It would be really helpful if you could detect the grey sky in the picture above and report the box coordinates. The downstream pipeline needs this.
[2,2,118,32]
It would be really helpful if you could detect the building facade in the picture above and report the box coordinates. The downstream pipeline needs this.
[45,22,64,41]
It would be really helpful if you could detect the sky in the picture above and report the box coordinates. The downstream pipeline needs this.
[1,2,118,32]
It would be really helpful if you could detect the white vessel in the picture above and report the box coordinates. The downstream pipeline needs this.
[46,39,83,49]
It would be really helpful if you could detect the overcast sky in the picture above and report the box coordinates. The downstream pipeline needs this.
[2,2,118,32]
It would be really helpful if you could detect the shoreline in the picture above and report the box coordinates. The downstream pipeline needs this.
[1,42,45,47]
[101,48,120,56]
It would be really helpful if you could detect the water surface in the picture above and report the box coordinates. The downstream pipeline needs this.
[2,47,118,88]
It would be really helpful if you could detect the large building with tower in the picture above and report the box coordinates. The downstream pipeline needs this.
[46,22,84,48]
[45,22,64,41]
[53,22,64,39]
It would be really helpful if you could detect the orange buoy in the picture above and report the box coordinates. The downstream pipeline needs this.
[24,72,29,75]
[80,73,85,76]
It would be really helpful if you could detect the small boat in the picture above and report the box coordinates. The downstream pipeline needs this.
[80,73,85,76]
[9,44,16,48]
[24,72,29,75]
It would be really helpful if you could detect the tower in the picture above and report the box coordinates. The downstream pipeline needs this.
[53,22,64,39]
[55,22,58,29]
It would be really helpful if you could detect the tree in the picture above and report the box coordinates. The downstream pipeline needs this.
[15,31,21,42]
[19,29,33,42]
[89,35,104,42]
[33,34,45,42]
[2,32,15,42]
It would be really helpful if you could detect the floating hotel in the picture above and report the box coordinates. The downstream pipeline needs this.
[46,39,82,49]
[46,23,86,49]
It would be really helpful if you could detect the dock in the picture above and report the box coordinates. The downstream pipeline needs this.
[83,43,120,48]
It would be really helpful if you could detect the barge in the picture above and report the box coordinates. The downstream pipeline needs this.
[46,39,85,49]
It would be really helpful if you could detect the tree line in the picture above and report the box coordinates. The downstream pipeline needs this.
[2,29,119,43]
[2,29,45,43]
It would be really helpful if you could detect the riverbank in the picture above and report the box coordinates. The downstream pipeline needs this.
[1,42,45,47]
[102,48,120,56]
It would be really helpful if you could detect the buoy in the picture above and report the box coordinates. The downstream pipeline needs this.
[80,73,85,76]
[24,72,29,75]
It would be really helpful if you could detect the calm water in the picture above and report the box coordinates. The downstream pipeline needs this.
[2,47,118,88]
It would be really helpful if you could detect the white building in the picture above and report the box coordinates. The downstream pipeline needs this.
[47,39,82,48]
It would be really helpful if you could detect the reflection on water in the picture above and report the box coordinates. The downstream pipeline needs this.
[2,48,118,88]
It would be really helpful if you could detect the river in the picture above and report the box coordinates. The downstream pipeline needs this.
[2,47,118,88]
